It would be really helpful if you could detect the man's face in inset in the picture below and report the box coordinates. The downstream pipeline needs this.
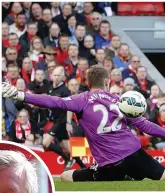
[0,167,27,193]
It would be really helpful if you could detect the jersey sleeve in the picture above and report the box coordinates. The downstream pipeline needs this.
[127,116,165,138]
[24,92,87,113]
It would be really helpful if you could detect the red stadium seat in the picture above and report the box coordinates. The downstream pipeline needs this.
[154,3,165,16]
[117,2,133,16]
[132,3,155,16]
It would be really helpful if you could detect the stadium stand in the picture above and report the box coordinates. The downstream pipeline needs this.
[2,2,165,173]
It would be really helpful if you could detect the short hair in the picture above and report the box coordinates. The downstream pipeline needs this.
[42,8,52,14]
[59,34,69,40]
[8,33,19,38]
[78,57,88,64]
[0,150,38,193]
[87,65,110,88]
[111,69,121,76]
[27,22,38,28]
[99,20,111,28]
[137,65,147,72]
[68,44,78,50]
[7,64,19,69]
[90,12,102,19]
[16,10,26,17]
[76,23,85,29]
[119,43,129,49]
[6,47,17,55]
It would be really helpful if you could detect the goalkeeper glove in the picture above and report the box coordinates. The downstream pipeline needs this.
[2,82,25,101]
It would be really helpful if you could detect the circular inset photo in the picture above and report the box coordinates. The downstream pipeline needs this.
[0,141,55,193]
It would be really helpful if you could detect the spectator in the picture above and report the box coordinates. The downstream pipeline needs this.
[95,20,112,49]
[4,2,23,25]
[37,8,53,39]
[150,93,165,122]
[66,14,77,42]
[5,48,20,67]
[22,2,32,22]
[110,69,123,88]
[122,55,140,82]
[68,78,80,95]
[79,69,89,92]
[21,57,35,86]
[79,34,95,64]
[28,36,44,67]
[76,58,89,84]
[86,12,102,36]
[113,43,131,70]
[105,35,121,58]
[15,78,28,92]
[45,61,58,81]
[9,109,38,144]
[20,22,38,52]
[64,44,79,78]
[9,11,27,38]
[54,34,69,65]
[43,22,60,48]
[2,2,11,21]
[2,57,7,77]
[136,66,154,98]
[103,56,115,74]
[51,2,61,17]
[146,84,161,119]
[91,48,106,66]
[123,78,135,93]
[83,2,94,24]
[28,69,50,94]
[110,85,123,95]
[75,24,86,50]
[53,4,72,34]
[5,64,20,86]
[30,3,42,22]
[36,45,55,71]
[2,22,9,49]
[7,33,27,59]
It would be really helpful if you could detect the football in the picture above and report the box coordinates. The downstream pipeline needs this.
[118,91,147,118]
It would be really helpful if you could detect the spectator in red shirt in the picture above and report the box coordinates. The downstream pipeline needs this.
[36,45,55,71]
[105,35,121,58]
[2,22,9,49]
[86,12,102,36]
[28,36,44,67]
[64,44,79,78]
[83,2,94,24]
[95,20,112,49]
[30,3,42,22]
[136,66,154,98]
[110,69,123,88]
[122,55,140,82]
[5,47,22,68]
[7,33,27,59]
[54,34,69,65]
[4,2,23,25]
[21,57,35,86]
[20,22,38,52]
[5,64,20,86]
[76,58,89,84]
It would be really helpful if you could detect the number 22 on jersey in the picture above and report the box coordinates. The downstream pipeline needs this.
[93,104,124,134]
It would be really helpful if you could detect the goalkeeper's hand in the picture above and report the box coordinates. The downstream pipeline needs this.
[2,82,25,101]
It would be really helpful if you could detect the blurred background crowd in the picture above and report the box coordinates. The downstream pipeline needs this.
[2,2,165,169]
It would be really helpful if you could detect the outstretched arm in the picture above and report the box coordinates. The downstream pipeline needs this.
[128,116,165,138]
[24,93,86,113]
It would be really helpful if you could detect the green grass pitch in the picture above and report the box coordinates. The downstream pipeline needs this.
[54,179,165,191]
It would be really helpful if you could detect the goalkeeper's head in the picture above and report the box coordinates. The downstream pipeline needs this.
[0,150,38,193]
[87,65,110,91]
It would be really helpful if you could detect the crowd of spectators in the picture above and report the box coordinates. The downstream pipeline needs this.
[2,2,165,168]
